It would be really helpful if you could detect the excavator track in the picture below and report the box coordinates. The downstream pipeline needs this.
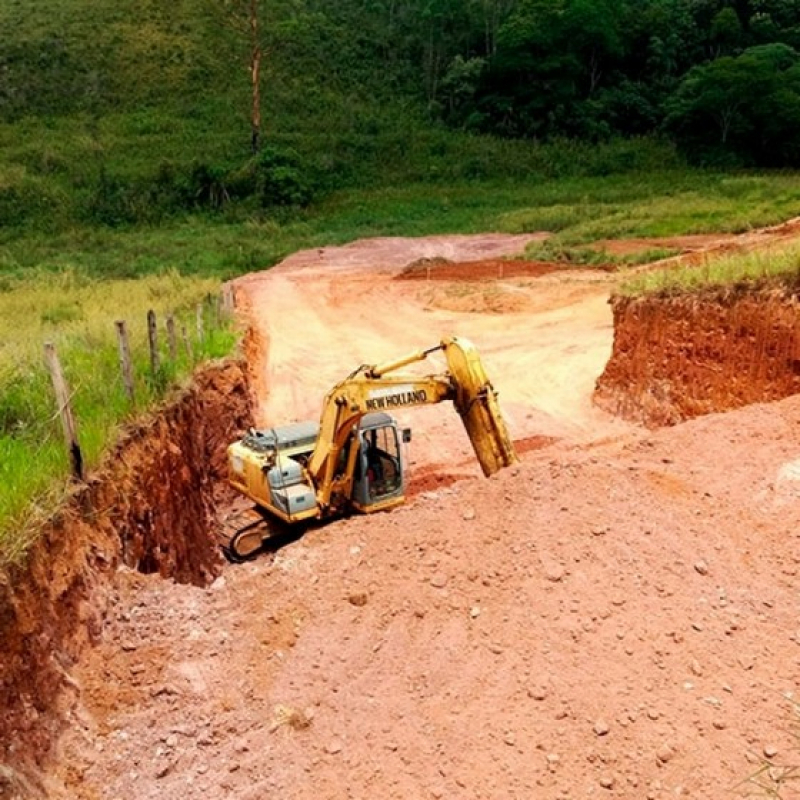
[217,505,272,563]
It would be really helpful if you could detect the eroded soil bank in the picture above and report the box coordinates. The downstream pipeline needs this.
[595,283,800,426]
[0,360,253,797]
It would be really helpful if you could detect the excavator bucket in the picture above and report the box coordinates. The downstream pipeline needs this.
[442,337,519,477]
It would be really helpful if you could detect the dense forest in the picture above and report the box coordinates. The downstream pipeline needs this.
[2,0,800,230]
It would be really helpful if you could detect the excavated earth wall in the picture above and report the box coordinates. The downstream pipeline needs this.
[0,359,254,796]
[595,283,800,426]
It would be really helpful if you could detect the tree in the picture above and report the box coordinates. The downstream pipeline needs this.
[665,43,800,164]
[215,0,262,152]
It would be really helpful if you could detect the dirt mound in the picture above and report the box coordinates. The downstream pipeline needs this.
[396,257,567,281]
[47,394,800,799]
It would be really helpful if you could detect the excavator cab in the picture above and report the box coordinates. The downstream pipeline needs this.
[351,412,405,512]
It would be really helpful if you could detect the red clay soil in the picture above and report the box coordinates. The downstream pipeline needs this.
[10,225,800,800]
[596,284,800,427]
[396,258,568,281]
[0,362,253,798]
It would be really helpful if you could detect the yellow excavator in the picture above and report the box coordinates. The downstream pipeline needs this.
[223,336,517,561]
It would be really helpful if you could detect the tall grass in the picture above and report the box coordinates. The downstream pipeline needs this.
[619,245,800,297]
[0,273,235,566]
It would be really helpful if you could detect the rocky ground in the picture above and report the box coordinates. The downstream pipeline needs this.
[43,232,800,799]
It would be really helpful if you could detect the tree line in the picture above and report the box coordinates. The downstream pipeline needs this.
[3,0,800,168]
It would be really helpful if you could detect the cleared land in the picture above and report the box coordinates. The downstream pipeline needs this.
[38,227,800,800]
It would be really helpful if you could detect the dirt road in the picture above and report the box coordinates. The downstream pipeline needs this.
[49,234,800,800]
[235,234,631,472]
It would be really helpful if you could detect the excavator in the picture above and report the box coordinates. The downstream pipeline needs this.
[222,336,518,561]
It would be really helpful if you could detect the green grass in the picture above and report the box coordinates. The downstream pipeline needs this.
[0,274,235,566]
[619,245,800,297]
[4,168,800,283]
[511,172,800,253]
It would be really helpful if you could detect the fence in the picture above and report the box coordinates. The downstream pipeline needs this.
[43,294,234,481]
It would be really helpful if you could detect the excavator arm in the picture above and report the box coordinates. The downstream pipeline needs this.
[307,336,518,512]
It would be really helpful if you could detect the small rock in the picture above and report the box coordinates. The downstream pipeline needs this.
[591,525,608,537]
[544,563,565,583]
[690,659,703,677]
[599,774,616,790]
[462,508,476,521]
[209,576,226,592]
[656,744,675,764]
[430,574,448,589]
[764,745,779,759]
[528,685,548,701]
[593,720,610,737]
[694,560,709,576]
[155,761,174,779]
[504,731,516,746]
[326,741,343,755]
[470,606,481,619]
[347,591,368,607]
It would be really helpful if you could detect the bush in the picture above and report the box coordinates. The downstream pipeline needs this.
[255,146,318,208]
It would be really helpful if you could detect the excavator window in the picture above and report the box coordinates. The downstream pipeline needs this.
[361,426,401,499]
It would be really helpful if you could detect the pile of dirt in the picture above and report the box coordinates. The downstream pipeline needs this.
[46,394,800,800]
[395,258,567,281]
[0,361,254,795]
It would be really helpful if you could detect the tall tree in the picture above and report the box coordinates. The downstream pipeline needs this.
[213,0,268,152]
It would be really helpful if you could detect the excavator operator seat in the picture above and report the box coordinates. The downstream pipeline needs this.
[352,413,404,509]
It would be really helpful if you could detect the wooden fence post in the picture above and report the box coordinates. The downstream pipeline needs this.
[221,284,235,317]
[114,320,135,404]
[43,342,83,481]
[196,303,205,346]
[166,314,177,361]
[182,324,193,362]
[147,309,160,376]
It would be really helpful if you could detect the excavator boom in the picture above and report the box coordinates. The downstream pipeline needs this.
[307,336,517,497]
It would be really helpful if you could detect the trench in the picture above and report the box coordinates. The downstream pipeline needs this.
[0,359,255,797]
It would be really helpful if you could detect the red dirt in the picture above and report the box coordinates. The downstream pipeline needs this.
[11,224,800,799]
[396,258,569,281]
[596,284,800,427]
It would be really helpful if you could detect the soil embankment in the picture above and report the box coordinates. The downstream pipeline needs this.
[0,360,253,796]
[596,283,800,427]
